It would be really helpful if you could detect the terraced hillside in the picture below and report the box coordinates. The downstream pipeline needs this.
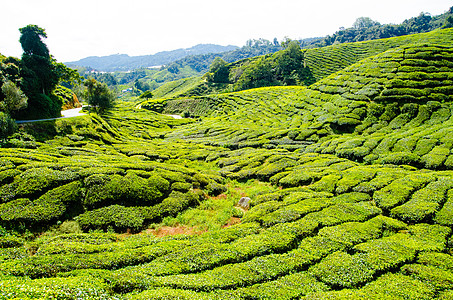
[1,29,453,299]
[149,28,453,99]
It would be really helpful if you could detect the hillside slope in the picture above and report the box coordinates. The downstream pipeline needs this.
[151,28,453,99]
[0,29,453,299]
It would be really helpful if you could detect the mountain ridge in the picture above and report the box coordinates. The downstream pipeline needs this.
[65,43,239,72]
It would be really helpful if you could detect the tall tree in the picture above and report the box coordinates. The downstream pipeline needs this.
[19,25,56,96]
[16,25,80,119]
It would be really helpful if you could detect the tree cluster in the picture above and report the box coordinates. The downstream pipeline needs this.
[207,40,310,91]
[83,78,116,113]
[1,25,81,122]
[317,7,453,47]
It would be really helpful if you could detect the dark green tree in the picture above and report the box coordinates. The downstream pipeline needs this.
[274,41,304,85]
[15,25,81,120]
[444,15,453,28]
[19,25,55,96]
[0,57,27,113]
[235,57,275,90]
[84,78,115,113]
[139,90,153,99]
[134,79,151,92]
[209,57,229,83]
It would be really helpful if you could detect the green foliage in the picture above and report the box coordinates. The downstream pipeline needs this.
[15,25,79,120]
[83,172,169,209]
[138,90,153,99]
[0,80,28,114]
[208,57,229,83]
[0,275,111,299]
[0,112,17,140]
[77,205,145,232]
[373,173,434,210]
[83,78,116,112]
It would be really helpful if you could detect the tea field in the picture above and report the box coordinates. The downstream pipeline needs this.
[1,28,453,299]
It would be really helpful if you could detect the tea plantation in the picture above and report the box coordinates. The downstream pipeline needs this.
[1,28,453,299]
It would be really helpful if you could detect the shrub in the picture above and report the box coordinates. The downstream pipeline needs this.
[373,173,435,210]
[309,251,375,288]
[335,167,376,194]
[434,189,453,226]
[278,170,323,188]
[0,112,17,141]
[377,152,421,166]
[414,138,437,156]
[353,168,405,193]
[0,276,111,299]
[77,205,145,232]
[305,201,381,227]
[258,197,332,227]
[0,167,79,202]
[83,172,170,208]
[420,146,450,169]
[359,273,435,299]
[317,216,402,248]
[231,272,328,300]
[402,264,453,289]
[0,181,83,226]
[417,252,453,271]
[391,178,453,222]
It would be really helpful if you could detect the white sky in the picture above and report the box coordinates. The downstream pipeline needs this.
[1,0,452,62]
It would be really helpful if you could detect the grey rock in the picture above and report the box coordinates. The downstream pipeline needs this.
[238,197,251,209]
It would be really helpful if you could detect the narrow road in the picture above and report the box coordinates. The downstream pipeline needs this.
[16,107,86,124]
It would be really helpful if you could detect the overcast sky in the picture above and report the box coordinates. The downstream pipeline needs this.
[1,0,451,62]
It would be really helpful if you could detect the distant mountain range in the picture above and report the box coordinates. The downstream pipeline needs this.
[65,44,239,72]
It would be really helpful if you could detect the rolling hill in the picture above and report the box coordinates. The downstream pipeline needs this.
[148,27,453,99]
[0,28,453,299]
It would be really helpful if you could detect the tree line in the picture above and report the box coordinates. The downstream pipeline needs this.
[313,7,453,47]
[207,40,314,91]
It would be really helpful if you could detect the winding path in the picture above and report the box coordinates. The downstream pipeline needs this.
[16,107,86,124]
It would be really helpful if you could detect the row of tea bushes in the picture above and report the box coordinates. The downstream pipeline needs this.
[108,217,434,294]
[0,223,262,279]
[0,275,115,300]
[123,272,437,300]
[218,151,453,227]
[0,138,227,232]
[156,43,453,172]
[303,28,453,84]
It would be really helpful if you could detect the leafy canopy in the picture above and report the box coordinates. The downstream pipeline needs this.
[84,78,115,112]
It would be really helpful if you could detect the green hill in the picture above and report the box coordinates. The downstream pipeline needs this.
[150,28,453,100]
[0,28,453,299]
